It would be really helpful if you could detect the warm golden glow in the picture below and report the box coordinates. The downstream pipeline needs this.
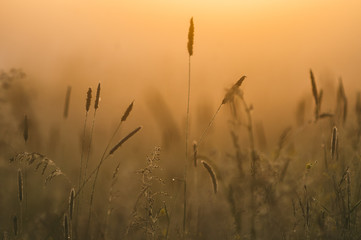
[1,1,361,239]
[1,0,360,137]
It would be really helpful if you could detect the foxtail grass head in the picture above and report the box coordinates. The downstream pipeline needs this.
[109,126,142,155]
[86,88,92,112]
[222,76,246,105]
[331,126,338,160]
[94,83,101,110]
[187,17,194,56]
[121,101,134,122]
[23,115,28,143]
[193,141,198,167]
[310,69,318,106]
[18,169,23,203]
[201,160,217,194]
[63,86,71,119]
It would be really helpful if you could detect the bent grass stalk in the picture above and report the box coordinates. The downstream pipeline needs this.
[44,125,142,240]
[197,76,246,146]
[86,101,135,234]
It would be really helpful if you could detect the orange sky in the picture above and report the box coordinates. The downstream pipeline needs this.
[1,0,360,144]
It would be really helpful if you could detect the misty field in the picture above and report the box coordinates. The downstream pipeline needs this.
[1,1,361,240]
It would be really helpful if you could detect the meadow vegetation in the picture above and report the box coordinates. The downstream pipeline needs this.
[0,19,361,240]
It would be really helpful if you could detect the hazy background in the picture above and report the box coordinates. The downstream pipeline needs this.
[1,0,361,151]
[0,1,361,238]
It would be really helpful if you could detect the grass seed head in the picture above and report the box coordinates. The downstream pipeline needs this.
[121,101,134,122]
[193,141,198,167]
[18,169,23,203]
[187,17,194,56]
[331,126,338,160]
[201,160,218,194]
[86,88,92,112]
[222,76,246,105]
[63,86,71,119]
[23,115,28,143]
[94,82,101,110]
[109,126,142,155]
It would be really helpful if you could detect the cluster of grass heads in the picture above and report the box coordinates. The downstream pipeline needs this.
[1,19,361,240]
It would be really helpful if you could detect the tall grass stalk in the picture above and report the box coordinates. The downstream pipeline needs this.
[85,83,101,234]
[84,83,101,184]
[75,87,92,233]
[78,88,92,187]
[183,17,194,237]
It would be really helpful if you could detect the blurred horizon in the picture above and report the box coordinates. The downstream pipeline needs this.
[1,0,360,149]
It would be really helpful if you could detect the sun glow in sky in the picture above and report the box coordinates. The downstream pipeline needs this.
[1,0,360,139]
